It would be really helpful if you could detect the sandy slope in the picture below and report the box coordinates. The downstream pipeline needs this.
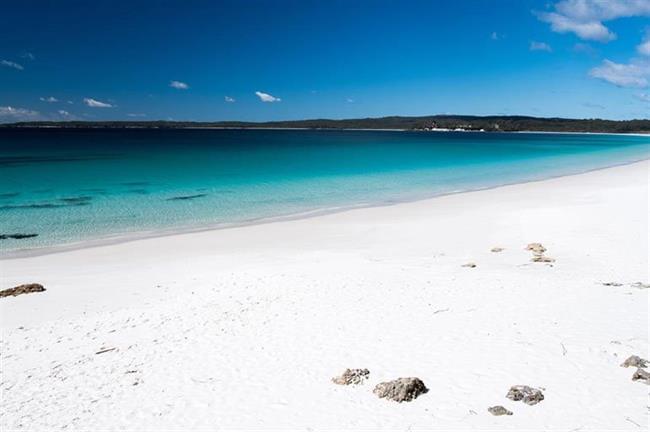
[1,161,648,431]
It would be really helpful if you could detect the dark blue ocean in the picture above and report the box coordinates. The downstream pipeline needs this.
[1,128,648,253]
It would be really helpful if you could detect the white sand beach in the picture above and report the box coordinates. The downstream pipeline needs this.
[1,161,648,431]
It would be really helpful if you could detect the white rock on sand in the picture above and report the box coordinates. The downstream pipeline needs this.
[0,161,648,430]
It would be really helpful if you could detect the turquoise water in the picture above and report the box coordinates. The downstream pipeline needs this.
[0,129,648,254]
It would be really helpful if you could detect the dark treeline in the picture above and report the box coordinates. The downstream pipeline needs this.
[2,115,649,133]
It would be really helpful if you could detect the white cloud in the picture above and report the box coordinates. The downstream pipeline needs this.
[127,113,147,117]
[83,97,113,108]
[636,92,650,102]
[0,106,40,122]
[57,110,81,120]
[638,32,650,56]
[573,42,597,54]
[21,52,35,60]
[530,41,553,52]
[40,96,58,103]
[537,0,650,42]
[1,60,24,70]
[490,32,499,40]
[0,106,79,122]
[224,96,235,102]
[346,98,355,103]
[538,13,614,42]
[554,0,650,21]
[589,59,650,88]
[170,80,189,90]
[255,91,281,102]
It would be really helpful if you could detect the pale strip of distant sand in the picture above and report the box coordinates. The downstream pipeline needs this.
[12,125,650,135]
[173,127,650,135]
[1,161,648,431]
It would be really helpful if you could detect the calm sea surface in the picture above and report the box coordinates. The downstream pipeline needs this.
[1,129,648,254]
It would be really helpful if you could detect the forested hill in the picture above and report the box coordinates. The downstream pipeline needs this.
[2,115,649,133]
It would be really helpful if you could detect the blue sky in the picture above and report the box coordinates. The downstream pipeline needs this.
[1,0,649,122]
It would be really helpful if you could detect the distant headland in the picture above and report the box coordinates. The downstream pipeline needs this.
[1,115,649,134]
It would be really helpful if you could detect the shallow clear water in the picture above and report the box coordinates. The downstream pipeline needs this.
[0,129,648,253]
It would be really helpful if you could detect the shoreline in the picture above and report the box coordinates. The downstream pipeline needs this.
[1,159,647,430]
[3,156,649,260]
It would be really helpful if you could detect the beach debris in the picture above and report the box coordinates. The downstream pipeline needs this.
[332,368,370,385]
[620,355,649,369]
[506,385,545,405]
[373,377,428,402]
[630,282,650,289]
[491,247,505,253]
[95,347,117,355]
[631,368,650,384]
[525,243,546,254]
[531,255,555,263]
[601,282,623,287]
[525,242,555,263]
[0,283,45,298]
[462,262,477,268]
[488,405,513,416]
[0,233,38,240]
